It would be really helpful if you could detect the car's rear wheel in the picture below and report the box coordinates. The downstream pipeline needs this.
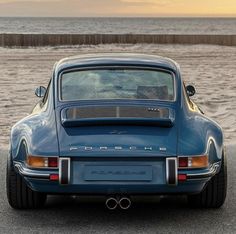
[6,154,47,209]
[188,150,227,208]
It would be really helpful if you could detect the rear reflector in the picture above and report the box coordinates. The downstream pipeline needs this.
[178,174,187,181]
[50,174,59,181]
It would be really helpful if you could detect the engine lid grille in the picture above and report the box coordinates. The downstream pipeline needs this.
[61,106,175,127]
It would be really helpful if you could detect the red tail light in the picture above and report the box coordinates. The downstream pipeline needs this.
[178,157,188,167]
[48,157,58,168]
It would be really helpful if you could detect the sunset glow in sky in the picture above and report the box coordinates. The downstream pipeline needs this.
[0,0,235,17]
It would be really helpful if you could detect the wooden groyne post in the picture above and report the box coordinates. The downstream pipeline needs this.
[0,34,236,47]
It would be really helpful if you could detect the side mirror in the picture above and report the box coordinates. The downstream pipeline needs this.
[186,85,196,97]
[35,86,46,98]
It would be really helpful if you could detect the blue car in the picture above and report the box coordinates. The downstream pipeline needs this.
[7,54,227,210]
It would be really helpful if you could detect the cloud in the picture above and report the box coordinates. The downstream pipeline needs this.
[0,0,152,4]
[0,0,157,16]
[0,0,233,17]
[0,0,57,2]
[123,0,173,6]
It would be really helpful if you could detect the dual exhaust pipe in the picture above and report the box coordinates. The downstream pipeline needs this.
[106,197,131,210]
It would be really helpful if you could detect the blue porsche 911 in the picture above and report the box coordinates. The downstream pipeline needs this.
[7,53,227,210]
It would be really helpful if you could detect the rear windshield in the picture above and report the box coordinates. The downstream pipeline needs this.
[60,68,175,101]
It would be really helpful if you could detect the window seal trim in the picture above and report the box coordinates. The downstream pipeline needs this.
[57,66,177,103]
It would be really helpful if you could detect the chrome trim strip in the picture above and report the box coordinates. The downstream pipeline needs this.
[59,158,63,184]
[186,163,220,180]
[166,158,170,184]
[14,162,50,179]
[59,158,71,185]
[166,157,178,186]
[68,158,71,184]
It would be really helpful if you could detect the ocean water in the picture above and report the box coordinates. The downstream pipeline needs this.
[0,17,236,34]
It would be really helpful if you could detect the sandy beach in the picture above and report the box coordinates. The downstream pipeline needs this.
[0,44,235,150]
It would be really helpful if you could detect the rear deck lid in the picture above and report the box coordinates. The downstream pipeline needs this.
[57,105,178,157]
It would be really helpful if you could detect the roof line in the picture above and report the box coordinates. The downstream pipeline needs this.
[56,53,179,71]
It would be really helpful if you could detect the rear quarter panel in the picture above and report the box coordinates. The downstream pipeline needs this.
[177,87,224,162]
[10,88,59,161]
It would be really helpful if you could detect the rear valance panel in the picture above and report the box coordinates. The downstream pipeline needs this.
[61,106,175,127]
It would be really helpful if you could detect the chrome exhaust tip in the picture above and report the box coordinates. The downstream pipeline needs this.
[119,197,132,210]
[105,197,118,210]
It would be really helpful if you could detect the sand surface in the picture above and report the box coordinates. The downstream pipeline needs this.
[0,44,235,149]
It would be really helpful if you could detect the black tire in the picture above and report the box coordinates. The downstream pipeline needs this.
[6,154,47,209]
[188,150,227,208]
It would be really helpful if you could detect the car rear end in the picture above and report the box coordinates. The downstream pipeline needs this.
[8,55,226,210]
[24,64,212,197]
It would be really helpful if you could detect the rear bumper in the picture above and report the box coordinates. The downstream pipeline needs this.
[186,163,220,179]
[14,159,221,195]
[14,162,51,179]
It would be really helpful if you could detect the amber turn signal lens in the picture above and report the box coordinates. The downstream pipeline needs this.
[27,156,47,168]
[189,155,209,168]
[26,156,58,168]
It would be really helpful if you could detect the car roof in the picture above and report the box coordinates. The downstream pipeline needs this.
[55,53,180,73]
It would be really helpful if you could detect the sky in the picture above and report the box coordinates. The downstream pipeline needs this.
[0,0,235,17]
